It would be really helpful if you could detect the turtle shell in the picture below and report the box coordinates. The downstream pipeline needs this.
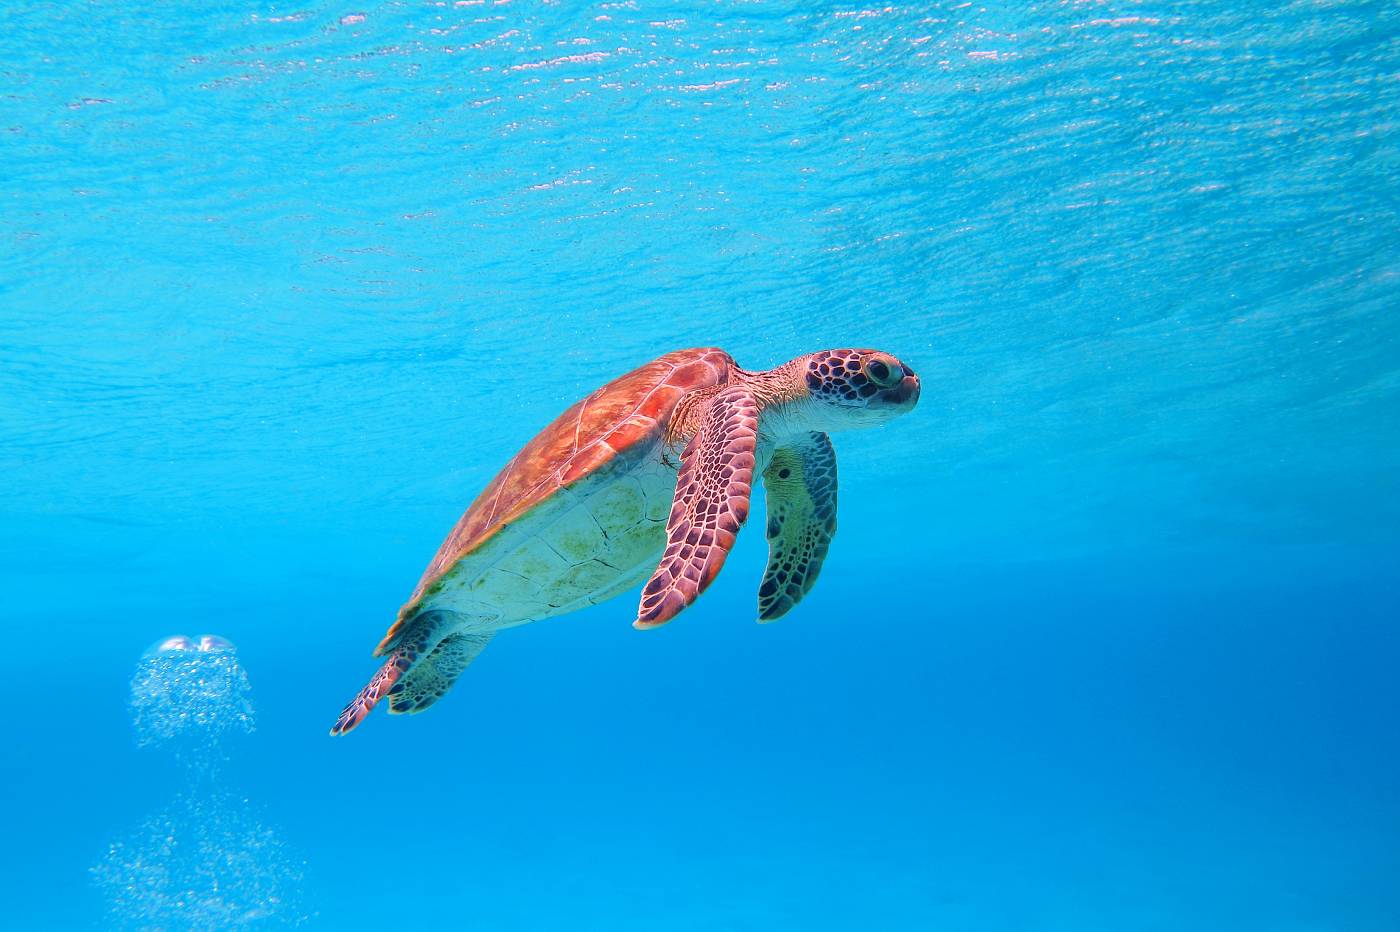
[374,346,733,655]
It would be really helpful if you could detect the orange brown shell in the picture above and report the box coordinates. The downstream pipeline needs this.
[374,347,734,655]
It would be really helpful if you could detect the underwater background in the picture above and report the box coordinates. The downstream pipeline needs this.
[3,0,1399,928]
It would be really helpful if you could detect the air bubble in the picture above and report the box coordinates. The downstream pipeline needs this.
[92,788,304,931]
[129,633,254,752]
[94,635,306,928]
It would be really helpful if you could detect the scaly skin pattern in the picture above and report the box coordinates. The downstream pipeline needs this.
[330,611,455,736]
[757,432,838,621]
[636,386,760,628]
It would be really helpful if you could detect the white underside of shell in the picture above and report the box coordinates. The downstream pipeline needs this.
[416,442,681,632]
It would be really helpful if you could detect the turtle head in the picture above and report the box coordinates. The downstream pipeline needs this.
[799,348,920,428]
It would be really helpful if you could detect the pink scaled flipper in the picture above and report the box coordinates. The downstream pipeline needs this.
[329,611,454,736]
[329,651,407,736]
[636,386,759,629]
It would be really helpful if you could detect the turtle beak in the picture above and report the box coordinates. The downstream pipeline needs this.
[891,365,920,408]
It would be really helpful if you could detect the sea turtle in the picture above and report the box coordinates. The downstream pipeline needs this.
[330,347,920,735]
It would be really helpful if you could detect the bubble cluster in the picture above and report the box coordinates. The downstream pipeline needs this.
[94,635,306,929]
[129,634,255,751]
[92,788,304,931]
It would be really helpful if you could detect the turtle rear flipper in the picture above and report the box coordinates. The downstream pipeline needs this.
[330,611,466,736]
[388,631,493,715]
[329,652,408,736]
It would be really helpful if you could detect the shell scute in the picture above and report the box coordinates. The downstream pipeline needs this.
[636,384,684,423]
[606,521,667,569]
[493,536,573,581]
[590,474,648,530]
[551,560,622,605]
[577,387,645,438]
[560,442,614,484]
[603,417,655,454]
[671,358,724,390]
[474,567,544,606]
[541,503,609,565]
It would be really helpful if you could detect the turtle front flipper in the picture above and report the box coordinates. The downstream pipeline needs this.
[757,432,838,622]
[635,386,760,629]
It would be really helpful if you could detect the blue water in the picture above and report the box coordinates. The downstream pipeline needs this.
[4,0,1399,928]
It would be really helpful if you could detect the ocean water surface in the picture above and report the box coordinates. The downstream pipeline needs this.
[3,1,1398,929]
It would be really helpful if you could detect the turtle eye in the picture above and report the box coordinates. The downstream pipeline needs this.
[863,356,901,388]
